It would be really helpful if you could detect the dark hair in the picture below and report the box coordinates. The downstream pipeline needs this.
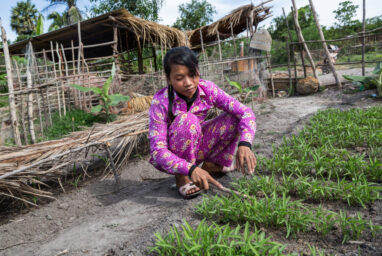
[163,46,199,124]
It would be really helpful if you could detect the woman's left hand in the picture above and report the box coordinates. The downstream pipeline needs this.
[236,146,257,174]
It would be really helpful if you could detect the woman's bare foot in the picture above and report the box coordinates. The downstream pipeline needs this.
[175,174,200,195]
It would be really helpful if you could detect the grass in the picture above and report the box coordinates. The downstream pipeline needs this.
[36,108,104,142]
[151,106,382,254]
[150,220,287,256]
[0,95,8,108]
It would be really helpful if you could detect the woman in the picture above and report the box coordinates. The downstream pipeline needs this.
[149,46,257,198]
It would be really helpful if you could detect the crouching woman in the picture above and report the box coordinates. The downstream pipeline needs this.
[148,46,257,199]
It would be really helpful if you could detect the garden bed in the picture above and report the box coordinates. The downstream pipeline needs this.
[0,87,381,255]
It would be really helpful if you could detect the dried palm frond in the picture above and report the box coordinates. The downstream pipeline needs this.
[0,111,149,205]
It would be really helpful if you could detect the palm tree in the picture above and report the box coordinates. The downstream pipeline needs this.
[11,0,39,36]
[44,0,84,26]
[47,11,65,31]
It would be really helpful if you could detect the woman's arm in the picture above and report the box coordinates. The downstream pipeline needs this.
[149,97,194,176]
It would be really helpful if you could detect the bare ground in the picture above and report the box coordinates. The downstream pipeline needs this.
[0,87,381,256]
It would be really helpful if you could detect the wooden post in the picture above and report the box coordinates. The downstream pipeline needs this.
[26,47,36,144]
[308,0,341,88]
[50,41,62,116]
[113,24,121,91]
[14,61,28,144]
[56,42,66,115]
[199,29,207,63]
[217,30,222,61]
[1,23,21,146]
[266,52,275,97]
[361,0,366,76]
[42,49,53,126]
[230,23,237,58]
[137,36,144,74]
[291,6,306,78]
[282,8,296,94]
[152,45,158,72]
[291,0,318,79]
[286,37,293,94]
[71,40,78,108]
[61,43,71,111]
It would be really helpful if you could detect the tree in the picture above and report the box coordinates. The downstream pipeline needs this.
[88,0,164,22]
[10,0,39,40]
[47,11,66,31]
[44,0,84,25]
[173,0,216,30]
[333,1,359,28]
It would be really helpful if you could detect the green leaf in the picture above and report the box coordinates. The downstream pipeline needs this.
[36,15,44,36]
[70,84,102,94]
[91,105,103,113]
[244,85,260,93]
[372,62,382,75]
[343,75,372,84]
[109,94,130,106]
[103,63,116,96]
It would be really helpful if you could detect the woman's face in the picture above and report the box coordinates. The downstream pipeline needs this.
[168,64,199,99]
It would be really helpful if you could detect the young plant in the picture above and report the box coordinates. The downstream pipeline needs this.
[225,76,260,102]
[70,63,129,121]
[150,220,287,255]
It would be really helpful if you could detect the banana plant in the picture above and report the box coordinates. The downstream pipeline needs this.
[343,62,382,97]
[225,76,260,103]
[70,63,129,121]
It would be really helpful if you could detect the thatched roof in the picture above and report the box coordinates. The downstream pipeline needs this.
[4,9,186,59]
[187,1,272,48]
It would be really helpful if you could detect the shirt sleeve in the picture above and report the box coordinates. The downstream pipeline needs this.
[204,80,256,144]
[148,97,194,176]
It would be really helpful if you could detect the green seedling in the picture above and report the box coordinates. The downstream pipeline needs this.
[70,63,130,122]
[150,220,287,255]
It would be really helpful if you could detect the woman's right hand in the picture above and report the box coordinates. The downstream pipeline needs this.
[190,167,223,190]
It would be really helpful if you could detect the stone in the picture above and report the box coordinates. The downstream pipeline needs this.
[296,77,319,95]
[57,203,69,210]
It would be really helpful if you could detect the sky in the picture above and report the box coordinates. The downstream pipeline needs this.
[0,0,381,42]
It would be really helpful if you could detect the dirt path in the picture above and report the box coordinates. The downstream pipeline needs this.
[0,88,380,256]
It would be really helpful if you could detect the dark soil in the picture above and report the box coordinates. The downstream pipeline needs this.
[0,86,381,256]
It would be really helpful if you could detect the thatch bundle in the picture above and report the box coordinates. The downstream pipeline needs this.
[187,1,272,47]
[115,10,187,49]
[0,111,149,206]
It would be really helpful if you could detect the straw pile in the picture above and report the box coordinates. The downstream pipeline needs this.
[115,10,187,48]
[188,1,273,47]
[0,111,149,206]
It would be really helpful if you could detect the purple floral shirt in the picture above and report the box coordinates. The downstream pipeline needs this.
[149,79,256,176]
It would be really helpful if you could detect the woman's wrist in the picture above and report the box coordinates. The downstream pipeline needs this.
[188,164,197,178]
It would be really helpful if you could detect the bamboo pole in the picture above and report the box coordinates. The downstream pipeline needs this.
[50,41,62,117]
[14,61,28,144]
[308,0,341,88]
[43,49,53,126]
[1,22,22,146]
[362,0,366,76]
[79,42,91,109]
[152,45,158,72]
[77,22,84,110]
[291,0,318,79]
[56,42,66,115]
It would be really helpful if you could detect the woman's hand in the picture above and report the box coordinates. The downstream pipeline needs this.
[236,146,257,174]
[190,167,223,190]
